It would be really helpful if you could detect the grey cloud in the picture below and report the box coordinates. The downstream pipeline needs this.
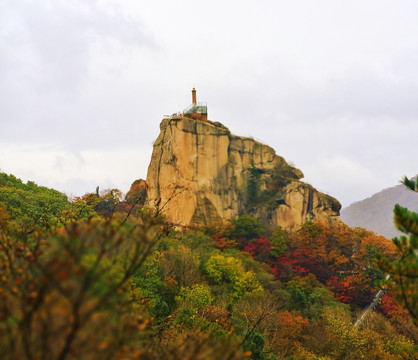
[0,0,156,144]
[0,0,417,206]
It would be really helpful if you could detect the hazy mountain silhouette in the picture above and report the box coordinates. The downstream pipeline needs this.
[341,176,418,238]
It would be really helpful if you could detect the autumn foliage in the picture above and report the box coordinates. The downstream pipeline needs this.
[0,173,416,360]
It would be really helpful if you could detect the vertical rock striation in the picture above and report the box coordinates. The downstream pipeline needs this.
[145,117,342,231]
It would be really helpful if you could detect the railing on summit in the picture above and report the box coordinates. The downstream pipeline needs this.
[183,102,207,115]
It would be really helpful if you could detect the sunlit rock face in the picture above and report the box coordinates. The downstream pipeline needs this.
[145,117,342,231]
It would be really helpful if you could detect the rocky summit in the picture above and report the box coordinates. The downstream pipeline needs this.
[144,116,342,231]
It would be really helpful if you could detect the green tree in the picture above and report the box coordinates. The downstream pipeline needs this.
[230,214,266,241]
[243,331,277,360]
[175,283,213,310]
[269,226,288,257]
[205,254,263,299]
[0,172,71,230]
[377,176,418,325]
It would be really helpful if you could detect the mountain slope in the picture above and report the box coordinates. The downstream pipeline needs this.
[340,176,418,238]
[1,172,416,359]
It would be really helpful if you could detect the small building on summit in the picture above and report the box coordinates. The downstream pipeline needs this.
[183,88,208,122]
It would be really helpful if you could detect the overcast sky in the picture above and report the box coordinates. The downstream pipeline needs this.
[1,0,417,207]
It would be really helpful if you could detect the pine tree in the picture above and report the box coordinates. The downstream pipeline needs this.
[377,176,418,325]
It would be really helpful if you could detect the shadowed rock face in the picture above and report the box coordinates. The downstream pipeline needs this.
[145,117,342,231]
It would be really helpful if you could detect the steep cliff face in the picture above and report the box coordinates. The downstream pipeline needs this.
[145,117,342,231]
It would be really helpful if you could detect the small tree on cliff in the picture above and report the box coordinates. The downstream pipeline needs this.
[377,176,418,325]
[229,214,266,243]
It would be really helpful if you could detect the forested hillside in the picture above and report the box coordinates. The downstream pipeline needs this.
[0,172,72,228]
[341,177,418,238]
[0,173,416,360]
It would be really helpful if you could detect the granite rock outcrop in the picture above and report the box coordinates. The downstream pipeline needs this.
[144,117,342,231]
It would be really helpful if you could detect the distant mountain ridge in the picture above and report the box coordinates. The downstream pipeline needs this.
[340,176,418,238]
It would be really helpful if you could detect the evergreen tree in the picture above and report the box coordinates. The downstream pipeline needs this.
[377,176,418,325]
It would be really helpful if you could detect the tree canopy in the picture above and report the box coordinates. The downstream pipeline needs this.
[0,173,417,360]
